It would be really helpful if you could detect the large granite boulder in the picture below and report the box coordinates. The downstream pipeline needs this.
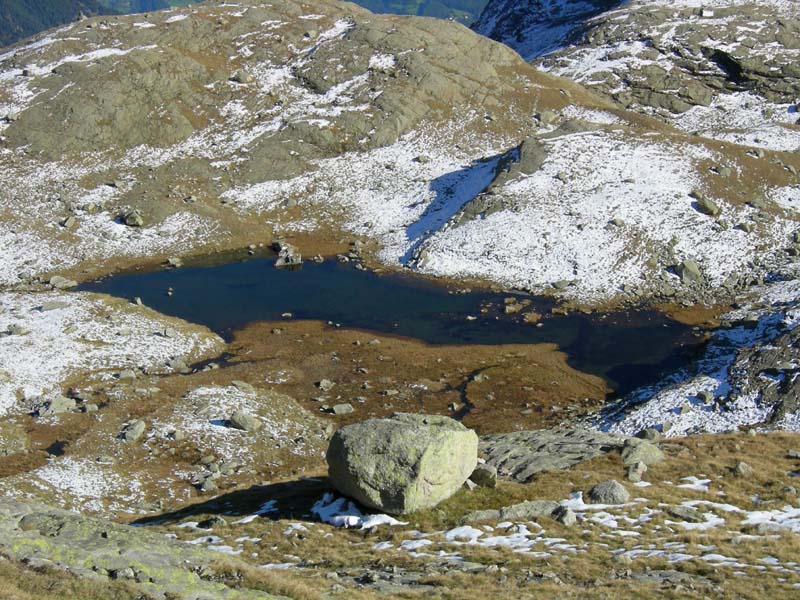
[326,414,478,514]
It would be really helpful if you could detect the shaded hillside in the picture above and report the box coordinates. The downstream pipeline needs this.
[473,0,621,59]
[355,0,489,23]
[0,0,111,47]
[0,0,486,47]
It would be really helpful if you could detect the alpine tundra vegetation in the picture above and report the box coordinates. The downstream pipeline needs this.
[0,0,799,599]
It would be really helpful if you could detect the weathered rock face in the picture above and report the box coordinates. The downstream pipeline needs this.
[727,321,800,424]
[326,413,478,514]
[473,0,621,60]
[479,427,629,483]
[0,497,279,599]
[531,1,800,151]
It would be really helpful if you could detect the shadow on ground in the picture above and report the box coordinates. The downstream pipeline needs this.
[133,477,336,527]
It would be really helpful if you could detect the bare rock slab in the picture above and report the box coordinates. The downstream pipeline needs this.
[326,413,478,514]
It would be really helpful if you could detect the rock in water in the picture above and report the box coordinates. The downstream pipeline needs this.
[272,240,302,268]
[326,413,478,514]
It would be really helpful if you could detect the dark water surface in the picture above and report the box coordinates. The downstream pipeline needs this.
[78,255,703,396]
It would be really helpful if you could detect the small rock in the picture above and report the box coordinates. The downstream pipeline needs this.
[674,260,702,285]
[587,480,629,505]
[732,461,754,478]
[332,403,354,415]
[469,464,497,488]
[229,410,261,432]
[636,428,661,441]
[39,301,70,312]
[120,420,147,443]
[317,379,335,392]
[49,275,77,289]
[121,209,144,227]
[552,505,577,526]
[37,395,77,417]
[668,505,704,523]
[626,461,647,483]
[231,70,254,84]
[621,439,664,466]
[692,192,721,217]
[272,240,302,268]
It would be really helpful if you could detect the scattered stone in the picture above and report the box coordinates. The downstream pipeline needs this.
[674,260,702,285]
[692,192,721,217]
[49,275,78,289]
[332,403,354,415]
[621,438,665,466]
[317,379,335,392]
[626,461,647,483]
[121,209,144,227]
[230,70,254,84]
[198,516,227,529]
[636,428,661,441]
[272,240,302,267]
[732,461,754,478]
[6,324,31,336]
[229,410,261,432]
[522,311,542,324]
[39,300,70,312]
[499,500,559,520]
[668,505,704,523]
[469,464,498,488]
[327,413,478,514]
[536,110,557,125]
[118,369,137,381]
[587,480,629,505]
[120,420,147,443]
[36,395,77,417]
[552,505,577,526]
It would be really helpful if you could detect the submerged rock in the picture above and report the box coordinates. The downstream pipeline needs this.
[272,241,302,268]
[326,413,478,514]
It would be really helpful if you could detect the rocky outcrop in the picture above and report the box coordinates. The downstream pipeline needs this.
[479,427,629,483]
[327,413,478,514]
[0,497,280,599]
[537,1,800,112]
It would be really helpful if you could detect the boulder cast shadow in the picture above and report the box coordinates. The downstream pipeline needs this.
[133,477,336,527]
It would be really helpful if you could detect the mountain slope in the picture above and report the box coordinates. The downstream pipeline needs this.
[477,0,800,153]
[0,0,797,310]
[0,0,111,47]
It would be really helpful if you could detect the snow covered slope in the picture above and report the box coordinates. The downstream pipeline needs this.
[0,0,797,308]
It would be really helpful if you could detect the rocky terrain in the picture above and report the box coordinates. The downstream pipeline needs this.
[0,0,800,598]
